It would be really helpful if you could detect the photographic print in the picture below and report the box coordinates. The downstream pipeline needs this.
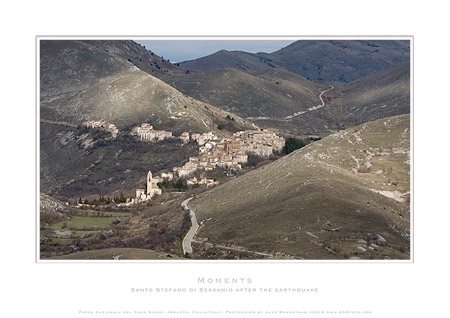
[38,37,411,261]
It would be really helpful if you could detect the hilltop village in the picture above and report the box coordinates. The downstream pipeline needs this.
[172,129,285,177]
[81,120,285,203]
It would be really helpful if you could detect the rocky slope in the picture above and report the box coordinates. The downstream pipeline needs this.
[40,193,76,224]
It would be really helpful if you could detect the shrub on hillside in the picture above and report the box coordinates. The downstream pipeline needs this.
[283,137,306,154]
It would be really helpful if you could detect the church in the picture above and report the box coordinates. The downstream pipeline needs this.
[136,170,162,201]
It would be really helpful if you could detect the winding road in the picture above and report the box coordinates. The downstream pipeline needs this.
[180,197,286,259]
[181,197,199,256]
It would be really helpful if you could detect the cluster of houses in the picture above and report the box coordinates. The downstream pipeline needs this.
[82,120,118,138]
[230,129,285,157]
[186,176,218,187]
[171,129,285,178]
[131,123,191,143]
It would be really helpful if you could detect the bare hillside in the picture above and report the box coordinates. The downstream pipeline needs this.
[336,61,410,124]
[166,67,325,118]
[40,40,252,133]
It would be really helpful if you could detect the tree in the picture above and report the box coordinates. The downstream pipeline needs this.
[217,124,224,130]
[173,179,188,192]
[283,137,306,154]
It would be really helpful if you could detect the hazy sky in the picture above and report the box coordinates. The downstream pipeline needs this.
[135,40,295,63]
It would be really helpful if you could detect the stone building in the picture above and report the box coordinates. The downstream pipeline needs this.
[132,123,172,142]
[136,188,146,200]
[225,140,241,154]
[160,172,174,180]
[180,132,190,143]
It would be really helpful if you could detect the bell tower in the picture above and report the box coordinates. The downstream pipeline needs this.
[147,170,153,195]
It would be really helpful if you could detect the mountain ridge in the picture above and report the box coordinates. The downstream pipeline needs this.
[179,40,410,82]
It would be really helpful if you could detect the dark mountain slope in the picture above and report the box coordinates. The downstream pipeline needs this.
[40,122,200,199]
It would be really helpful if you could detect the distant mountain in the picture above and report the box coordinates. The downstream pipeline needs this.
[180,40,410,82]
[190,114,411,260]
[179,49,272,72]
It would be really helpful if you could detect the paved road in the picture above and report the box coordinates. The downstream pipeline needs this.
[181,197,199,256]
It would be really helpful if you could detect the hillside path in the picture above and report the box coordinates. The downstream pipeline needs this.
[201,118,209,129]
[284,85,334,119]
[181,197,199,256]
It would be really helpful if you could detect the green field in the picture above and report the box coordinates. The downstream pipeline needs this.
[54,216,115,229]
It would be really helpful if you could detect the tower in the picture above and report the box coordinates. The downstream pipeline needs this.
[147,170,153,195]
